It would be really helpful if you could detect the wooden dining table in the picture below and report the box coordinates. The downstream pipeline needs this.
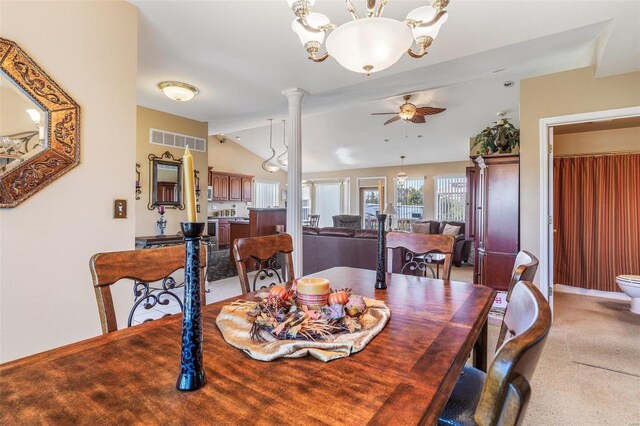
[0,267,495,425]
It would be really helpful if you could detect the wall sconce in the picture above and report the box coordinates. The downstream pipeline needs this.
[135,163,142,200]
[194,170,201,198]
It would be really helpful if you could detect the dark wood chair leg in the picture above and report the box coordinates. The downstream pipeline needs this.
[473,318,488,372]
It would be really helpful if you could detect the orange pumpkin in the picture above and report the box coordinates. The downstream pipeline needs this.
[328,291,349,306]
[269,285,289,300]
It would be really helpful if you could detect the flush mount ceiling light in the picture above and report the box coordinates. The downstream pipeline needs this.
[287,0,450,75]
[158,81,199,102]
[397,155,408,185]
[262,119,280,173]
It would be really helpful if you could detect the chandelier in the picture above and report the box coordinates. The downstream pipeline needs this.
[262,119,280,173]
[287,0,450,75]
[397,155,408,184]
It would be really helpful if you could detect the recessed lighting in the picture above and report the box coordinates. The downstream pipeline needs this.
[384,138,390,142]
[417,134,423,138]
[503,81,515,88]
[158,81,199,102]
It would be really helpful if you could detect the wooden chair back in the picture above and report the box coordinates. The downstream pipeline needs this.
[475,280,551,426]
[232,233,295,295]
[386,232,455,280]
[89,245,207,334]
[309,215,320,227]
[497,251,540,348]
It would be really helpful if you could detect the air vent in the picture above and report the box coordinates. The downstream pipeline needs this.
[149,128,206,153]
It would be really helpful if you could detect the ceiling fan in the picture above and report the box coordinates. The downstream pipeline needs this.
[371,95,446,125]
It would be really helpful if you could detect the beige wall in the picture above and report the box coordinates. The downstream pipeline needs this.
[207,136,287,216]
[302,160,471,220]
[136,106,208,235]
[554,127,640,156]
[0,1,138,362]
[520,67,640,267]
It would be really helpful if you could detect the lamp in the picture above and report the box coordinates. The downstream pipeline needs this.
[287,0,450,75]
[384,202,396,229]
[262,119,280,173]
[397,155,408,185]
[158,81,199,102]
[277,119,288,167]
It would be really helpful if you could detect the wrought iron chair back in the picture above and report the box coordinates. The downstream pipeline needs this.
[496,250,539,348]
[309,214,320,227]
[475,280,551,425]
[386,232,455,280]
[89,245,207,334]
[233,233,295,294]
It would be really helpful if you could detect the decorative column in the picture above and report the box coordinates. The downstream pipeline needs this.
[282,88,307,276]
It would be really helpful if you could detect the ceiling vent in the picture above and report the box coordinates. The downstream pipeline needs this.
[150,128,206,152]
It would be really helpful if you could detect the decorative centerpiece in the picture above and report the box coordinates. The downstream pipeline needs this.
[156,205,167,236]
[216,279,391,362]
[245,284,368,341]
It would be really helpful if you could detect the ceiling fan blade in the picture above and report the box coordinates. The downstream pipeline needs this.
[409,115,426,124]
[384,116,401,125]
[371,112,398,115]
[415,107,446,116]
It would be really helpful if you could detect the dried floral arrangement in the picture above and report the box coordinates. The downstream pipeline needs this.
[230,285,369,342]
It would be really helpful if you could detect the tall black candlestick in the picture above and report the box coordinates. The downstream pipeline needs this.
[375,213,387,290]
[176,221,206,391]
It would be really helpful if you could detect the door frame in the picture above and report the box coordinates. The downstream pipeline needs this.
[538,106,640,311]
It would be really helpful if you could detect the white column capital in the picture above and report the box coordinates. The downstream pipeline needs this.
[281,87,309,99]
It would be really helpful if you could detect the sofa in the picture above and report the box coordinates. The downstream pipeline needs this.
[303,226,376,275]
[409,220,471,266]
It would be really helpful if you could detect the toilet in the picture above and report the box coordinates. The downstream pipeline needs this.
[616,275,640,314]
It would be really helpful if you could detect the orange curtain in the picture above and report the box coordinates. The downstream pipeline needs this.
[553,153,640,292]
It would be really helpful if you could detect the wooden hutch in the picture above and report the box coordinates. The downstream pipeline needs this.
[466,154,520,291]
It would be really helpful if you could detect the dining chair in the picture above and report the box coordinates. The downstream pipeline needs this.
[89,245,207,334]
[309,214,320,227]
[232,233,295,295]
[438,280,552,426]
[497,251,539,348]
[386,232,455,280]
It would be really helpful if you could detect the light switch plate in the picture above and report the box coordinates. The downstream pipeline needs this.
[114,199,127,219]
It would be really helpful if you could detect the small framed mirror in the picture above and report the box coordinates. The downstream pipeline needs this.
[148,151,183,210]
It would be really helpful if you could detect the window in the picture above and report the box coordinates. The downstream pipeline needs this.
[254,181,279,208]
[434,176,467,221]
[314,182,342,227]
[302,184,312,222]
[395,178,424,220]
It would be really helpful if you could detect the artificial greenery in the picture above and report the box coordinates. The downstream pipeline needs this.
[472,118,520,155]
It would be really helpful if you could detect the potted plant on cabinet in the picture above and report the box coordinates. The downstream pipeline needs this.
[472,113,520,155]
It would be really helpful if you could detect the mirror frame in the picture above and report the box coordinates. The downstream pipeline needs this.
[0,38,80,208]
[148,151,184,210]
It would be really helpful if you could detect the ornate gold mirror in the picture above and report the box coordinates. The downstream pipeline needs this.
[148,151,184,210]
[0,38,80,207]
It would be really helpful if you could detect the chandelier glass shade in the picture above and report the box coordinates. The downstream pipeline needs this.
[287,0,450,75]
[262,119,280,173]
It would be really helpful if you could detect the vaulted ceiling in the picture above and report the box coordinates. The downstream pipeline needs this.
[133,1,640,172]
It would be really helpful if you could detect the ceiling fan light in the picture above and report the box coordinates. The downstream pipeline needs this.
[158,81,199,102]
[407,6,448,40]
[326,17,413,75]
[291,13,329,46]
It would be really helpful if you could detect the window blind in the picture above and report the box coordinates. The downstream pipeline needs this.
[254,181,279,208]
[314,182,341,227]
[434,176,467,221]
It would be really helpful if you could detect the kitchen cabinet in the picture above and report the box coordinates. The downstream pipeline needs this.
[241,177,252,202]
[208,171,253,203]
[218,219,231,247]
[229,175,242,201]
[471,154,520,291]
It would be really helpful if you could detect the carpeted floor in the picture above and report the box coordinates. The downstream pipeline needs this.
[493,291,640,425]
